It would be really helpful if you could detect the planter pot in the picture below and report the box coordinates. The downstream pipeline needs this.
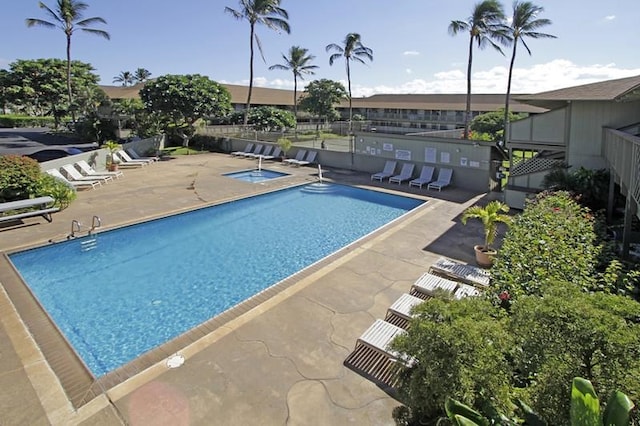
[108,163,119,172]
[474,245,496,268]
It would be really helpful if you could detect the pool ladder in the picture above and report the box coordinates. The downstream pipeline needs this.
[69,216,102,252]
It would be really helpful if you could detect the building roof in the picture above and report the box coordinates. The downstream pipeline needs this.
[516,74,640,109]
[100,83,545,113]
[346,93,545,113]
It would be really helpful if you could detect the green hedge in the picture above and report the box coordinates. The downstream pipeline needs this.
[0,115,56,128]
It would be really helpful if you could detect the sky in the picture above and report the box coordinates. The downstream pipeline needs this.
[3,0,640,97]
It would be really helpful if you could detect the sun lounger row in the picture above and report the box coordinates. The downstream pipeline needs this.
[371,161,453,191]
[284,150,317,167]
[230,143,283,161]
[47,159,129,190]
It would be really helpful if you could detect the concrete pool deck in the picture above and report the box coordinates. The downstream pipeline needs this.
[0,153,496,425]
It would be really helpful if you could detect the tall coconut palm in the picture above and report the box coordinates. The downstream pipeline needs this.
[268,46,318,126]
[326,33,373,132]
[26,0,110,121]
[503,1,555,146]
[133,68,152,84]
[225,0,290,126]
[113,71,134,87]
[448,0,509,139]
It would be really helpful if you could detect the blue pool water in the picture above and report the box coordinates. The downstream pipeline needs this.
[224,169,289,183]
[10,183,424,377]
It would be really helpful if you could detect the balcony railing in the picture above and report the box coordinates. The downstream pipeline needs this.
[603,128,640,206]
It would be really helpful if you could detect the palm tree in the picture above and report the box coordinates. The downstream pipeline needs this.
[113,71,134,87]
[326,33,373,132]
[26,0,110,121]
[268,46,318,127]
[448,0,509,139]
[133,68,152,84]
[503,1,555,146]
[225,0,290,126]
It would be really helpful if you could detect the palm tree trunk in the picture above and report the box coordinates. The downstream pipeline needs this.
[245,23,255,126]
[293,76,298,138]
[346,60,353,134]
[66,34,75,122]
[464,36,474,140]
[503,41,518,147]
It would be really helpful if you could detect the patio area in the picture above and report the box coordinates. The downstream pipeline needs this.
[0,152,490,425]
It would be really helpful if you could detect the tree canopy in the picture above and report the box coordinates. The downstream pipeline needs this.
[299,79,347,123]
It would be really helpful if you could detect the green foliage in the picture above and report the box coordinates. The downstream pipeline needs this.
[510,283,640,423]
[228,106,296,131]
[571,377,635,426]
[277,137,292,156]
[103,140,121,165]
[461,200,511,249]
[470,109,524,142]
[140,74,233,133]
[0,115,55,128]
[299,79,347,122]
[391,297,514,423]
[542,166,611,212]
[34,173,76,209]
[491,191,598,298]
[0,155,42,202]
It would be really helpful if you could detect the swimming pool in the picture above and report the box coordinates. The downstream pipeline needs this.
[224,169,289,183]
[9,183,424,377]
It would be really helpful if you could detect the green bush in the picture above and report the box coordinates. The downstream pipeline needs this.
[0,155,42,201]
[34,173,76,209]
[0,115,55,128]
[491,191,598,299]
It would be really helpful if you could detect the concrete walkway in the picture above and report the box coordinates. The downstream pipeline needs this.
[0,153,490,425]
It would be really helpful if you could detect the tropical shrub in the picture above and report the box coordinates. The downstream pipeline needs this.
[542,166,611,212]
[0,115,55,128]
[34,173,76,209]
[391,297,513,423]
[491,191,598,299]
[0,155,42,201]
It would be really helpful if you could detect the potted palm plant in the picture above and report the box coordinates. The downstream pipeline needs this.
[461,200,511,267]
[277,137,292,161]
[104,140,121,171]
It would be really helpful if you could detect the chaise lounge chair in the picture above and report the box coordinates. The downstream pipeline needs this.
[261,146,281,161]
[243,144,264,158]
[231,143,254,156]
[290,150,317,167]
[75,160,124,179]
[389,163,415,184]
[284,149,307,165]
[385,293,425,322]
[410,272,459,298]
[114,150,149,167]
[126,147,159,162]
[61,164,112,184]
[409,165,435,189]
[429,257,491,287]
[254,145,273,159]
[371,160,397,182]
[46,169,101,190]
[454,283,481,299]
[355,319,416,367]
[427,168,453,191]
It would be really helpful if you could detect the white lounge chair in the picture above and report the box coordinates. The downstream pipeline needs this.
[429,257,491,287]
[46,169,101,190]
[262,146,281,161]
[61,164,112,184]
[386,293,425,321]
[427,168,453,191]
[371,161,397,181]
[231,143,254,156]
[411,272,459,297]
[75,160,124,179]
[114,150,148,168]
[284,150,307,165]
[355,319,416,366]
[291,150,317,167]
[454,283,481,299]
[254,145,273,159]
[389,163,415,184]
[243,144,264,158]
[409,165,435,188]
[126,147,159,162]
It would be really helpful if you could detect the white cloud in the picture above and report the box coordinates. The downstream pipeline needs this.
[224,60,640,97]
[403,51,420,56]
[604,15,616,21]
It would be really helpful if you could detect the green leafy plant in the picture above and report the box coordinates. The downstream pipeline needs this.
[0,155,42,202]
[571,377,634,426]
[461,200,511,250]
[34,173,76,209]
[277,137,292,158]
[103,140,121,166]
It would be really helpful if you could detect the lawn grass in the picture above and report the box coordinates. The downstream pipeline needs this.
[162,146,205,156]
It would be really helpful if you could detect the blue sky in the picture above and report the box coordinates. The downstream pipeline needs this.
[4,0,640,96]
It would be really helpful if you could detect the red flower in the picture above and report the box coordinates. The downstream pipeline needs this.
[498,291,510,301]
